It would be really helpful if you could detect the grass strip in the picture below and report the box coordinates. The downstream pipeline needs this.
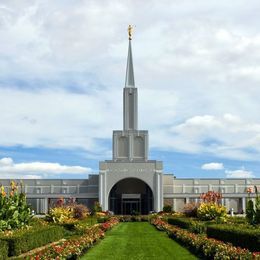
[81,222,197,260]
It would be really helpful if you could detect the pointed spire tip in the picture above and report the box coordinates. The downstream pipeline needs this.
[125,39,135,87]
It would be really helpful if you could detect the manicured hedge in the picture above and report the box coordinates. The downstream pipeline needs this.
[167,217,206,234]
[0,225,66,256]
[117,215,148,222]
[0,240,8,260]
[207,224,260,252]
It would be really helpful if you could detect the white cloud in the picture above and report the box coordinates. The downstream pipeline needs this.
[225,168,255,178]
[201,162,224,170]
[0,157,14,166]
[151,114,260,161]
[0,157,92,179]
[0,0,260,173]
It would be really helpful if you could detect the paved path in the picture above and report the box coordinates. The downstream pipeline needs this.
[81,222,198,260]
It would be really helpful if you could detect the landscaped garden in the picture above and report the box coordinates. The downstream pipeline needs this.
[0,181,260,259]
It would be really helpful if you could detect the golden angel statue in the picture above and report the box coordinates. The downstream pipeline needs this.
[128,25,133,40]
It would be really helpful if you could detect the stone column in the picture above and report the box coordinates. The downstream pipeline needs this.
[155,170,163,212]
[144,133,148,161]
[103,170,108,210]
[99,170,108,210]
[44,198,48,214]
[242,197,246,213]
[113,133,117,160]
[98,171,103,207]
[173,198,177,212]
[160,172,163,211]
[129,134,133,161]
[225,198,230,211]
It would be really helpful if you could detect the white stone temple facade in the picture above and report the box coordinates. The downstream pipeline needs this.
[99,34,163,214]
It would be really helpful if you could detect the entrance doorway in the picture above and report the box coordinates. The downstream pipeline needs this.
[122,194,141,215]
[123,200,139,215]
[109,178,153,215]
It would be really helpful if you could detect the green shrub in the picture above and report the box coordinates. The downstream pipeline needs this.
[163,205,172,213]
[0,225,66,256]
[206,224,260,252]
[255,186,260,224]
[168,217,191,229]
[226,216,247,224]
[168,217,206,234]
[246,200,255,225]
[0,240,8,260]
[60,221,80,231]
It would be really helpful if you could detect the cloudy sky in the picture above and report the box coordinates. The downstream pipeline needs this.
[0,0,260,179]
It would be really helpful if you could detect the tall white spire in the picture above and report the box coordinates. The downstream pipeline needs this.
[123,25,138,130]
[125,25,135,88]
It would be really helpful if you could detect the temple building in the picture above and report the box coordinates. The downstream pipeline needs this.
[99,28,163,214]
[0,28,259,214]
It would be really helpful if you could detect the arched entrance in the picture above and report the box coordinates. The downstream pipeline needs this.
[109,178,153,215]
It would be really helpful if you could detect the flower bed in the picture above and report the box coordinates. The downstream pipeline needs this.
[151,217,260,259]
[22,217,119,259]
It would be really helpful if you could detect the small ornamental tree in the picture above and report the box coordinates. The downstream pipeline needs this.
[163,204,172,213]
[246,200,255,225]
[246,186,260,225]
[255,186,260,224]
[200,190,222,203]
[0,181,32,230]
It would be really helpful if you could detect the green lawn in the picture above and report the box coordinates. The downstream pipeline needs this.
[81,222,198,260]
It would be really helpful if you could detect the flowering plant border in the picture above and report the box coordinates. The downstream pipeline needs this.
[151,216,260,259]
[23,217,119,259]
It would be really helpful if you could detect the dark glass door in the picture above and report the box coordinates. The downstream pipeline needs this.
[122,200,140,215]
